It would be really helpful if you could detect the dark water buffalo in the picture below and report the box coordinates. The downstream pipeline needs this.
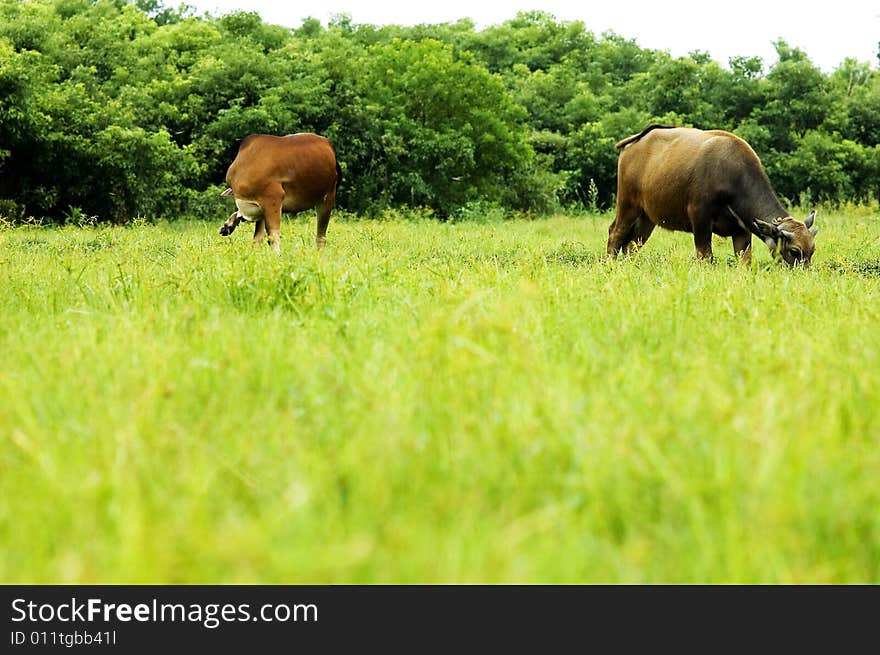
[219,133,341,251]
[607,125,818,267]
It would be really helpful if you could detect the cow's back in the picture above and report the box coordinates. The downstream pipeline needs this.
[226,133,338,204]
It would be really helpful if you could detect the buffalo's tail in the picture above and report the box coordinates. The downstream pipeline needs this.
[615,124,677,150]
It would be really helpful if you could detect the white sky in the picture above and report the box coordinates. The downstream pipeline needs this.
[181,1,879,72]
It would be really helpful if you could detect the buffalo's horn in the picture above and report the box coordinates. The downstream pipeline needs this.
[780,229,795,240]
[804,210,816,229]
[810,226,819,237]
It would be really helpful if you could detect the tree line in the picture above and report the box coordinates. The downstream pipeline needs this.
[1,0,878,223]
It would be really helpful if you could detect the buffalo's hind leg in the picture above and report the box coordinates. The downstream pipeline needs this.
[623,215,656,255]
[608,203,653,257]
[607,204,638,257]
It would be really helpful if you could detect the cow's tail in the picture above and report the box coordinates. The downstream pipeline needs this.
[615,124,677,150]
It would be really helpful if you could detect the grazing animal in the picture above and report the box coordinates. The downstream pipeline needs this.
[607,125,818,267]
[219,133,341,251]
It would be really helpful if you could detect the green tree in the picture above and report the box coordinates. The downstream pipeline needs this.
[343,38,533,214]
[1,2,878,221]
[756,41,831,149]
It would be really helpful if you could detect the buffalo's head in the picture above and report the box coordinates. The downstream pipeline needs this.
[729,208,818,268]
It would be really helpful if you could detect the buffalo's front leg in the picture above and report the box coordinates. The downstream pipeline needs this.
[732,231,752,265]
[219,211,241,237]
[693,228,713,261]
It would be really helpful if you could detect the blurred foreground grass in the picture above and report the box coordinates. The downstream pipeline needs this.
[1,211,878,582]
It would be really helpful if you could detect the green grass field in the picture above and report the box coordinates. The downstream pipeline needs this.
[1,211,878,583]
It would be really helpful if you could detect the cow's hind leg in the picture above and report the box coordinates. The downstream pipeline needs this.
[219,211,241,237]
[314,192,335,250]
[252,219,266,246]
[260,186,284,252]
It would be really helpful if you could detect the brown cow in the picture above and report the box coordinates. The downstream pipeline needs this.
[607,125,818,267]
[218,133,341,251]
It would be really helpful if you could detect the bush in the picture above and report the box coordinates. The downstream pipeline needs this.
[0,2,878,221]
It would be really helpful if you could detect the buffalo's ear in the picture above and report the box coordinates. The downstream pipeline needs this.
[751,217,791,241]
[728,206,782,250]
[754,218,794,251]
